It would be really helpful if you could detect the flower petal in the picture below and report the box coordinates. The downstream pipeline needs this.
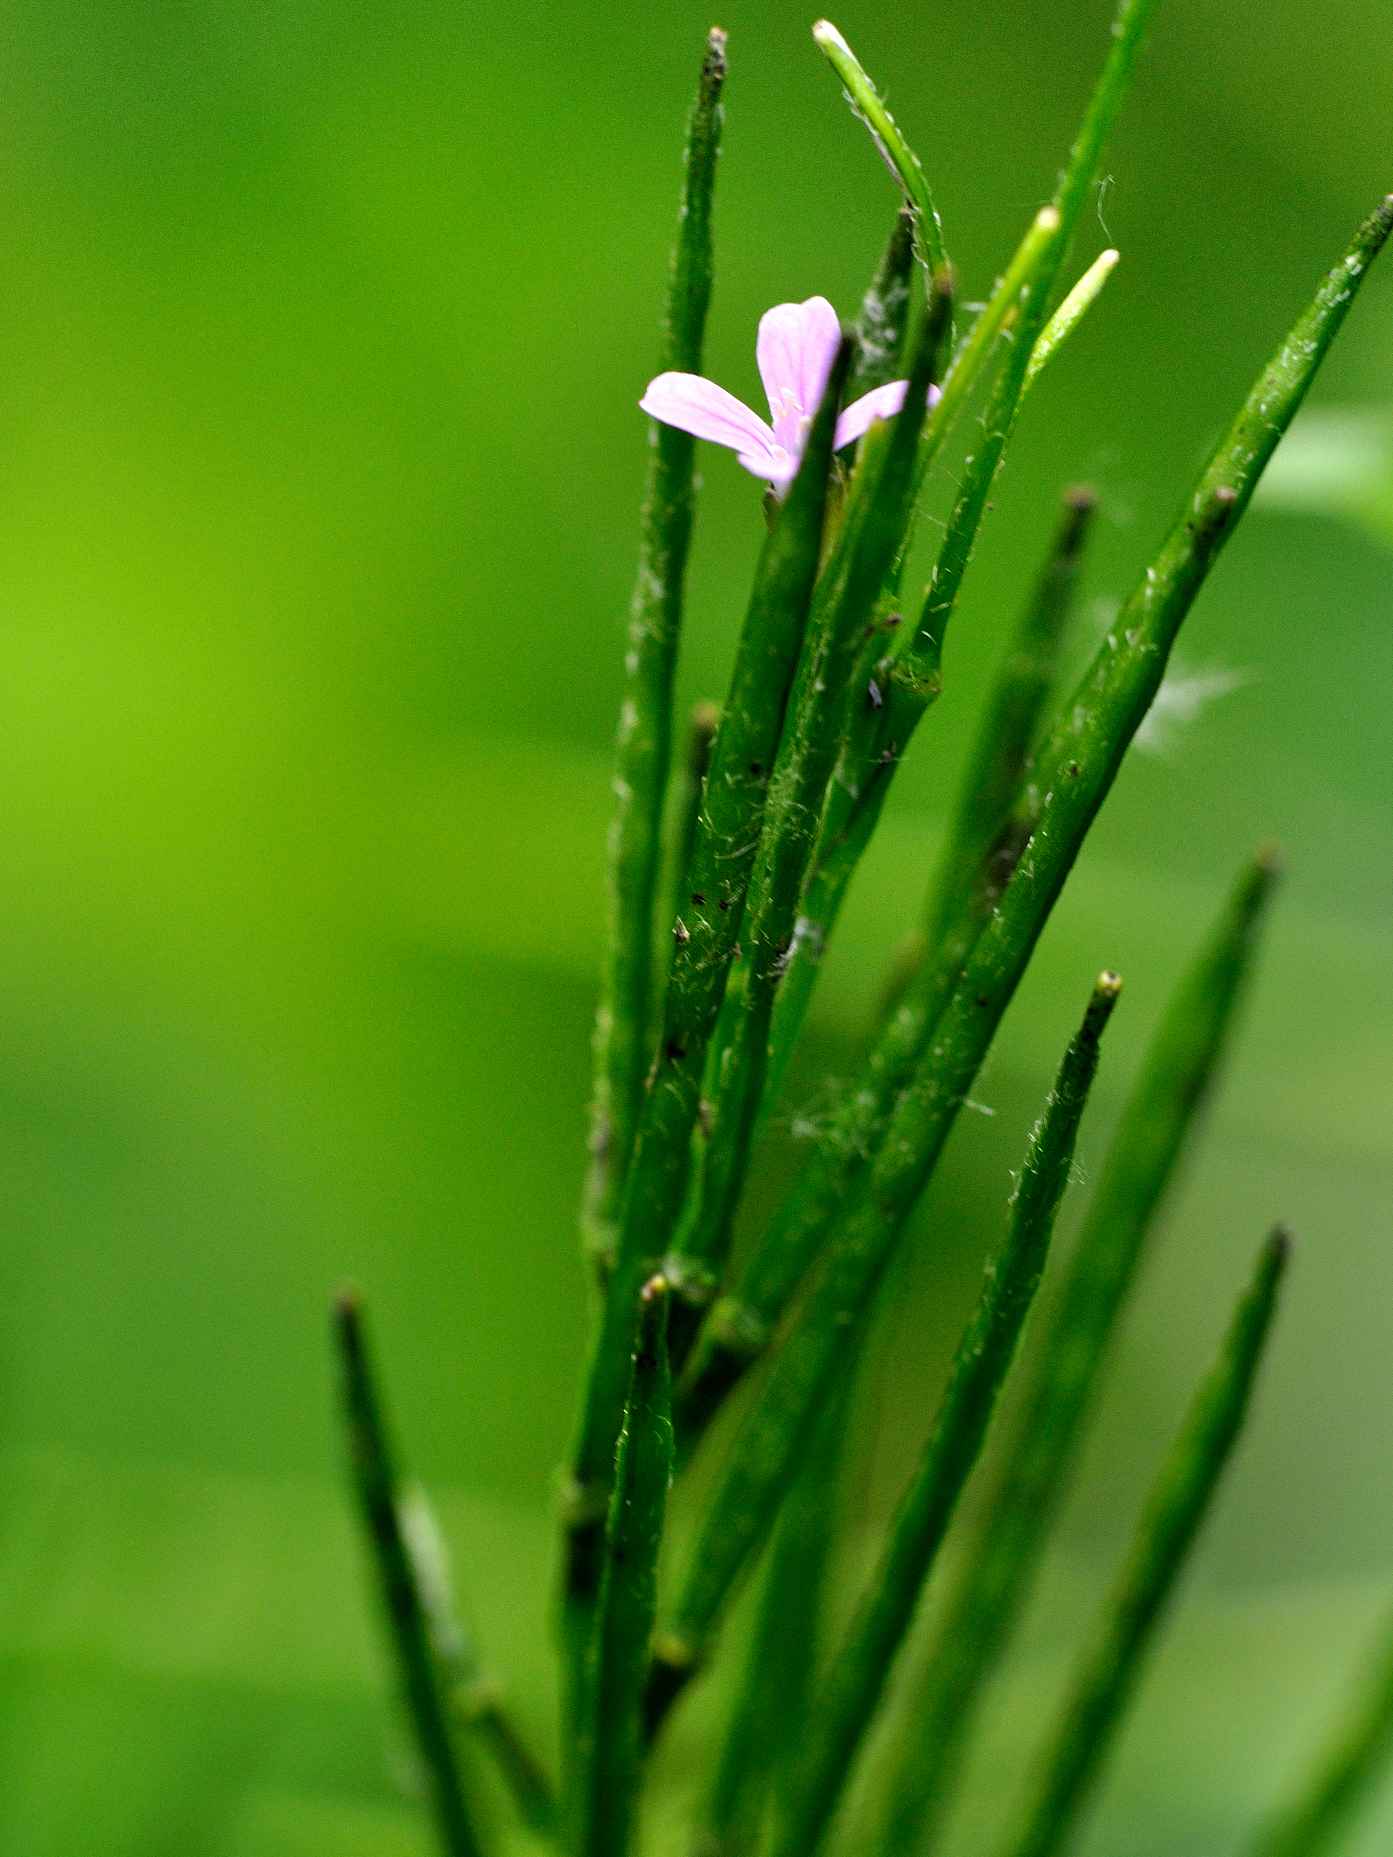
[756,297,843,442]
[640,373,777,467]
[744,444,799,489]
[834,378,942,451]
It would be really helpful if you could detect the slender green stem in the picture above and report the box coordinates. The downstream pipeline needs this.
[398,1487,557,1838]
[664,234,932,1373]
[913,0,1155,518]
[578,1277,674,1857]
[812,20,949,282]
[1050,0,1158,245]
[725,0,1150,1123]
[1026,248,1120,388]
[754,331,953,1118]
[698,1371,858,1857]
[849,207,917,401]
[998,1231,1290,1857]
[651,195,1390,1734]
[665,308,944,1330]
[772,974,1122,1857]
[925,486,1098,954]
[892,217,1069,709]
[752,655,937,1126]
[926,206,1057,468]
[875,851,1280,1857]
[749,206,1055,1170]
[563,341,853,1621]
[758,204,1065,1110]
[795,232,1068,1026]
[331,1292,484,1857]
[676,487,1096,1457]
[654,700,721,1033]
[1251,1612,1393,1857]
[585,30,727,1271]
[744,0,1159,1127]
[464,1700,557,1842]
[713,0,1157,1178]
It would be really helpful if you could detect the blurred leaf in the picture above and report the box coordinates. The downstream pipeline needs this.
[1257,408,1393,548]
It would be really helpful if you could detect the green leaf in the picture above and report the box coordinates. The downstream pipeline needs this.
[655,699,721,1040]
[924,486,1098,954]
[1250,1606,1393,1857]
[1256,404,1393,549]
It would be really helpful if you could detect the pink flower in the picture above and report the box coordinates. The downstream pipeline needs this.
[639,295,939,490]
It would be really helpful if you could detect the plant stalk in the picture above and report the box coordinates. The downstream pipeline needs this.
[773,975,1122,1857]
[648,195,1392,1736]
[585,29,727,1272]
[997,1230,1289,1857]
[332,1292,484,1857]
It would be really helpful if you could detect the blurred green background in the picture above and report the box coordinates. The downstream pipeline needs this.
[0,0,1389,1851]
